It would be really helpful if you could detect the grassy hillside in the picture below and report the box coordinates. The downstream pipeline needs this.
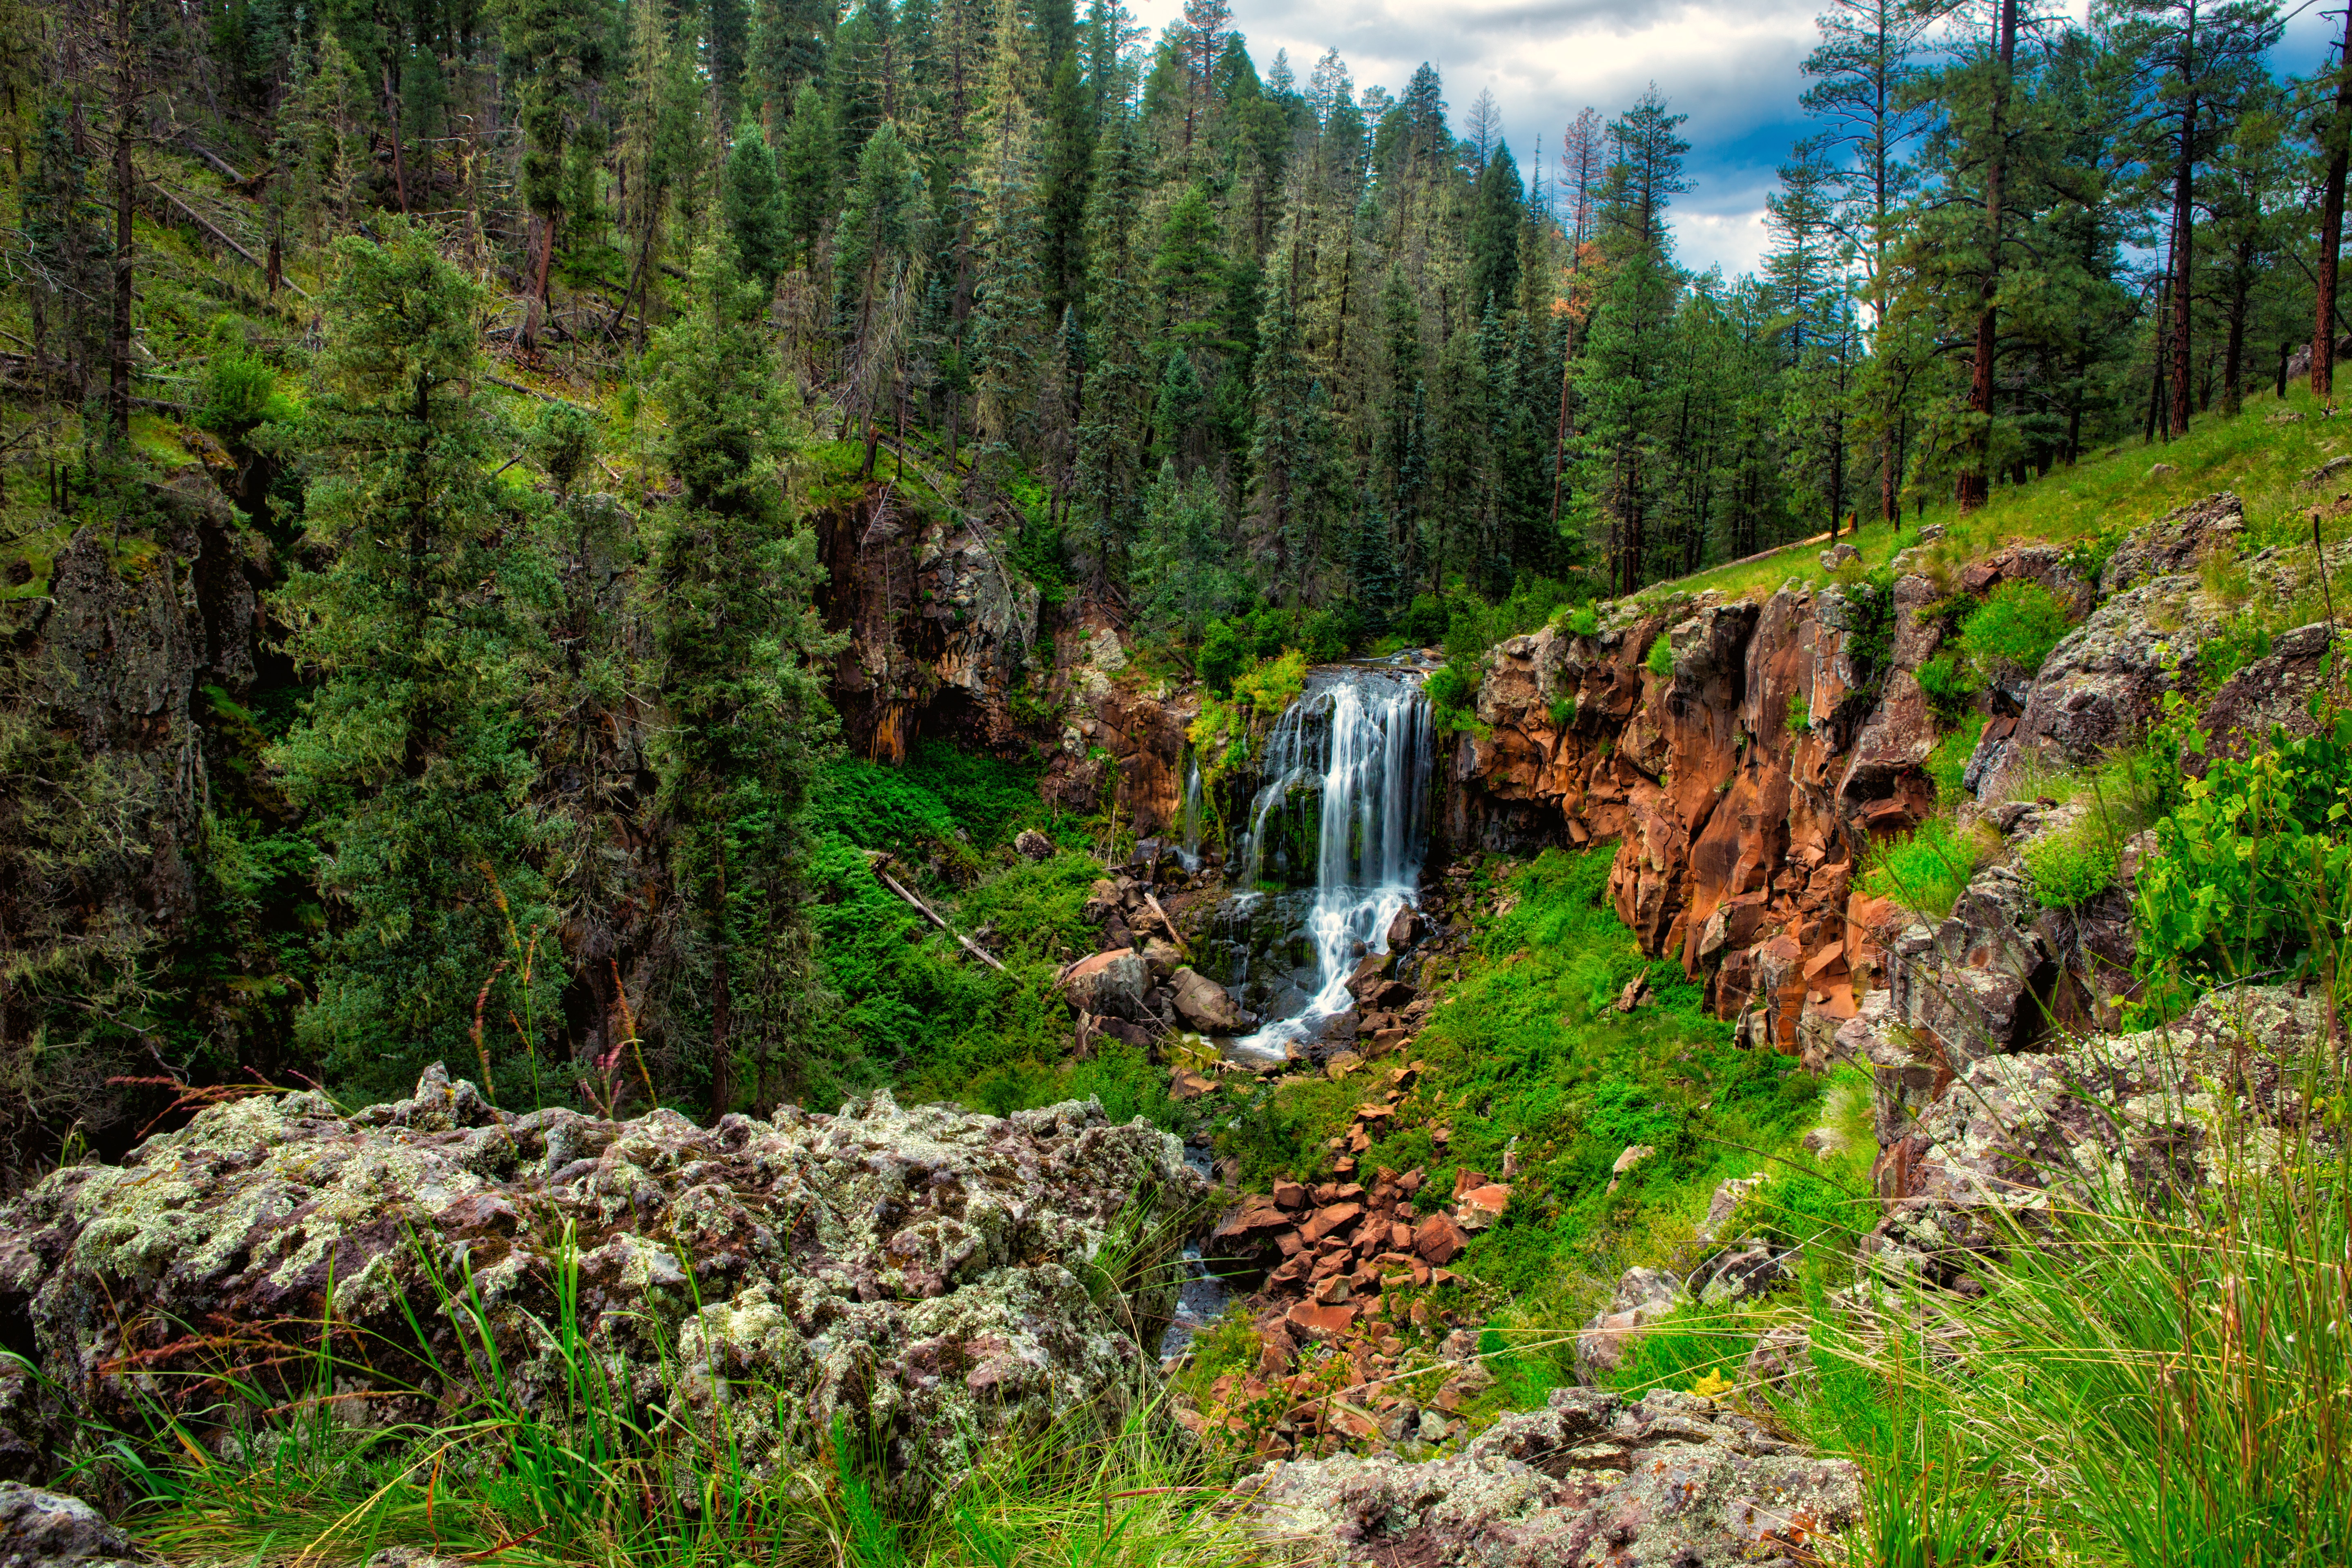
[1658,379,2352,606]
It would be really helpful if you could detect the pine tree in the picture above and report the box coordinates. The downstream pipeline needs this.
[779,83,837,267]
[271,222,559,1105]
[647,266,844,1115]
[724,114,790,291]
[496,0,615,347]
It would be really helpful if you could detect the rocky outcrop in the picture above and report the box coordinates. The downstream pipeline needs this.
[1457,584,1878,1050]
[815,494,1040,762]
[1976,507,2348,802]
[0,1068,1204,1503]
[1859,987,2334,1291]
[1234,1386,1861,1567]
[0,477,273,1170]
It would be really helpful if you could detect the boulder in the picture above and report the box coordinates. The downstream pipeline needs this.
[1742,1327,1816,1398]
[1413,1213,1470,1265]
[1137,937,1183,982]
[1691,1240,1795,1307]
[2097,492,2244,595]
[1820,542,1861,572]
[1058,949,1151,1021]
[0,1069,1203,1511]
[1864,987,2330,1292]
[1575,1265,1684,1378]
[1234,1386,1861,1566]
[1167,967,1251,1033]
[2192,622,2339,775]
[1013,829,1055,861]
[0,1483,138,1568]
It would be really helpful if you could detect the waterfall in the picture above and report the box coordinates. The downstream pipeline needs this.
[1230,668,1433,1063]
[1176,748,1205,871]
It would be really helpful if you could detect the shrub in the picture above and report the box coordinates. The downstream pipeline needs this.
[195,352,294,442]
[1860,814,1997,919]
[2022,823,2119,907]
[1644,634,1675,680]
[1559,602,1600,637]
[1396,592,1449,645]
[1300,604,1361,663]
[2134,701,2352,1008]
[1956,581,2071,682]
[1915,651,1982,727]
[1196,619,1248,694]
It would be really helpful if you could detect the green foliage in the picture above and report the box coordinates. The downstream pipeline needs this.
[646,264,845,1114]
[2022,823,2120,908]
[2133,699,2352,1011]
[1915,651,1981,728]
[1195,619,1249,695]
[1559,602,1601,637]
[1132,461,1243,639]
[1843,568,1900,679]
[268,220,563,1107]
[1925,717,1987,799]
[2196,610,2273,690]
[1423,653,1487,736]
[1860,814,1997,920]
[1189,650,1306,790]
[1956,581,2071,683]
[1644,633,1674,680]
[195,352,295,442]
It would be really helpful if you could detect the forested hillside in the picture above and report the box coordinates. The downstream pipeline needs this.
[0,0,2339,1167]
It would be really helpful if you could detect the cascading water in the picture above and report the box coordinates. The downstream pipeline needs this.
[1227,668,1434,1065]
[1176,748,1205,871]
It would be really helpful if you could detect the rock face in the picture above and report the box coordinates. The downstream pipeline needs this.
[0,477,272,1163]
[1456,586,1880,1050]
[1235,1386,1861,1567]
[0,1068,1204,1505]
[1860,987,2331,1290]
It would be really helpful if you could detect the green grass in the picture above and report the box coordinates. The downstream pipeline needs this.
[1655,378,2352,606]
[799,742,1189,1128]
[1858,813,2000,920]
[1218,849,1863,1398]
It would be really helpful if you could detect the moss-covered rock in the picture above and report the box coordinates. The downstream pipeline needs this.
[0,1068,1205,1505]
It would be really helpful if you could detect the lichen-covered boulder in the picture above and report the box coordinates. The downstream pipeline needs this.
[1234,1386,1860,1566]
[0,1481,139,1568]
[1862,987,2331,1292]
[0,1069,1205,1506]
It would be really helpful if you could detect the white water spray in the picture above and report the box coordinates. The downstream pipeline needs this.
[1231,670,1433,1062]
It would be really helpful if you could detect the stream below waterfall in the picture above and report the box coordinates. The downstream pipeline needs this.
[1214,664,1435,1067]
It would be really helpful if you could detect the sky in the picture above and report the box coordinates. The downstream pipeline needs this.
[1123,0,2345,280]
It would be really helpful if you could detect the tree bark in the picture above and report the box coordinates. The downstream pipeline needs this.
[1959,0,2018,513]
[2317,0,2352,398]
[383,61,410,214]
[2169,9,2199,439]
[107,70,135,442]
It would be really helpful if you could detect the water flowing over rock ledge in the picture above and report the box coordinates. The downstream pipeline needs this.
[0,1069,1205,1506]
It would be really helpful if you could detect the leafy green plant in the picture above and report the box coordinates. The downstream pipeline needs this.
[1956,581,2071,683]
[1925,716,1987,799]
[2134,701,2352,1009]
[1645,634,1675,680]
[1915,651,1981,728]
